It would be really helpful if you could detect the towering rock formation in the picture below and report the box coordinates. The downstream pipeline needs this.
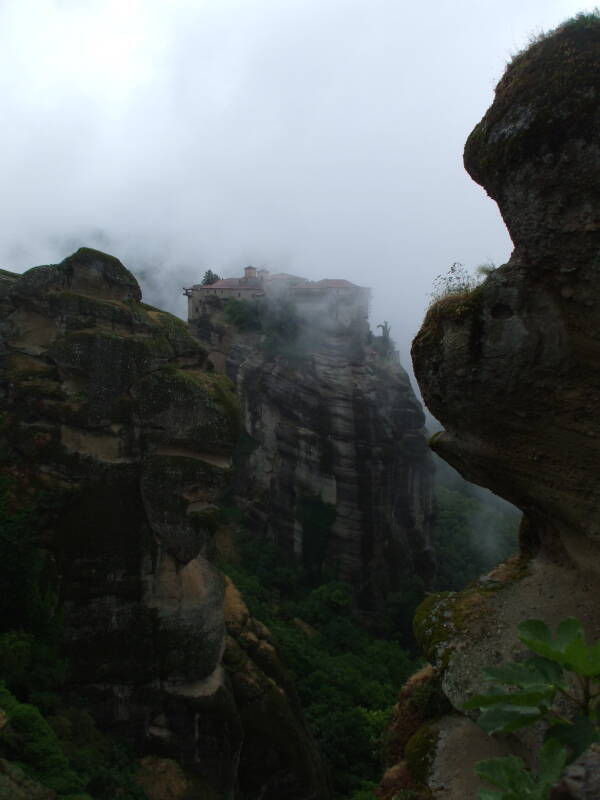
[414,12,600,566]
[188,275,434,617]
[0,249,328,799]
[381,14,600,799]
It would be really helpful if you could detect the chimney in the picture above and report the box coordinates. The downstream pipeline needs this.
[244,266,257,280]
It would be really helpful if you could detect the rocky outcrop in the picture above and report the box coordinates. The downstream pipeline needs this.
[402,14,600,798]
[0,248,328,799]
[551,744,600,799]
[0,758,56,800]
[413,14,600,553]
[135,757,189,800]
[190,292,434,616]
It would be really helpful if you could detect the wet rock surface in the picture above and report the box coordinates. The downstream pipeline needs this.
[551,744,600,799]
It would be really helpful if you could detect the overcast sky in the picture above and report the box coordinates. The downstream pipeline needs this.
[1,0,593,368]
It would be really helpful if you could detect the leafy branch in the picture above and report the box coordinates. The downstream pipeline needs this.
[465,618,600,799]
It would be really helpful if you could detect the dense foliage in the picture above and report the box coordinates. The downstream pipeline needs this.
[0,474,147,799]
[218,460,520,797]
[218,531,418,799]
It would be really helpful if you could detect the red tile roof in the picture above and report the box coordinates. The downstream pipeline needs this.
[209,278,243,288]
[315,279,358,288]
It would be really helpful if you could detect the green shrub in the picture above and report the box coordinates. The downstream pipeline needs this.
[0,682,85,795]
[467,617,600,799]
[429,262,482,305]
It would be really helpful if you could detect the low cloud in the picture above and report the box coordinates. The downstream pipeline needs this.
[0,0,590,363]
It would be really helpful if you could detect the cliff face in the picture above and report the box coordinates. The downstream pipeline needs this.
[190,291,434,616]
[0,249,328,800]
[383,15,600,799]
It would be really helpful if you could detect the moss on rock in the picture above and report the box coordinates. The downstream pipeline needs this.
[48,330,174,426]
[404,722,439,786]
[382,664,451,775]
[413,592,456,667]
[5,354,56,381]
[14,248,142,304]
[209,374,241,437]
[0,683,85,796]
[132,367,239,449]
[412,285,485,370]
[146,309,206,359]
[141,454,226,561]
[413,581,503,672]
[45,290,150,332]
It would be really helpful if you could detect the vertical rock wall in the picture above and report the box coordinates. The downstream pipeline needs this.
[190,292,434,616]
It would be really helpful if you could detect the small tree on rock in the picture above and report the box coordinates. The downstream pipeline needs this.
[202,269,221,285]
[376,321,393,357]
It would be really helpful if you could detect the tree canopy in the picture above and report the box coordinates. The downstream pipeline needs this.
[201,269,221,285]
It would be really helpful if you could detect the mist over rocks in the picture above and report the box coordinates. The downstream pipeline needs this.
[399,15,600,798]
